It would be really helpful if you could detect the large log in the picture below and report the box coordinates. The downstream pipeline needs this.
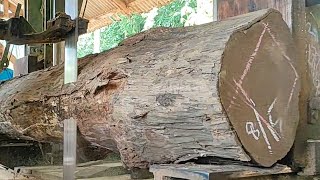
[0,9,300,168]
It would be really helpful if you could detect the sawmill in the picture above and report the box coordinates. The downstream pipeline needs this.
[0,0,318,179]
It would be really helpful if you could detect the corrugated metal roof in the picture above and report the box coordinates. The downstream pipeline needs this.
[10,0,174,32]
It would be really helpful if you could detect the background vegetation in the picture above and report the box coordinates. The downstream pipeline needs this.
[77,0,198,58]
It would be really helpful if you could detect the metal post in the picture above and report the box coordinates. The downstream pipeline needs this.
[213,0,218,22]
[63,0,78,179]
[53,0,58,66]
[63,118,77,180]
[64,0,78,83]
[43,0,47,68]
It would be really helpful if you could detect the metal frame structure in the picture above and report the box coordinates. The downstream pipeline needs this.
[63,0,79,179]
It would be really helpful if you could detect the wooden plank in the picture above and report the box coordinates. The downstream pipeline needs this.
[299,140,320,175]
[217,0,293,28]
[15,162,129,180]
[150,164,292,180]
[78,175,132,180]
[8,1,18,17]
[110,0,131,14]
[3,0,9,18]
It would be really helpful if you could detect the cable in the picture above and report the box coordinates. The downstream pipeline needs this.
[82,0,88,18]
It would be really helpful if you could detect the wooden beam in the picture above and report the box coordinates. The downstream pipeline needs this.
[291,0,311,169]
[110,0,131,15]
[3,0,9,18]
[8,1,15,14]
[7,1,23,17]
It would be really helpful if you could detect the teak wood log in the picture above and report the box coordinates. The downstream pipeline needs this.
[0,9,300,168]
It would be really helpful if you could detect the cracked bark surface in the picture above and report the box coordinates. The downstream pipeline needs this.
[0,9,299,168]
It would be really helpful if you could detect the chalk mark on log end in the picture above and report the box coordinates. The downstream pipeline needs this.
[223,23,296,154]
[263,22,299,110]
[232,79,278,154]
[227,24,267,112]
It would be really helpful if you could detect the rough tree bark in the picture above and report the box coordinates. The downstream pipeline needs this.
[0,9,300,168]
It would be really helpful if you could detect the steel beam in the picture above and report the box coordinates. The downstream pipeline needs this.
[64,0,78,84]
[63,0,78,179]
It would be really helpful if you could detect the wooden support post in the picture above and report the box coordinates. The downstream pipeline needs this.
[8,2,22,17]
[291,0,310,169]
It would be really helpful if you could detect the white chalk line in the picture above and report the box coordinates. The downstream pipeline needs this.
[227,25,267,112]
[267,98,278,127]
[225,78,281,143]
[233,79,280,149]
[246,122,260,140]
[263,23,299,110]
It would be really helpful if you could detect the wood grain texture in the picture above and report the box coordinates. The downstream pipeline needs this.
[291,0,310,168]
[218,0,293,29]
[150,164,292,179]
[219,11,300,167]
[306,5,320,96]
[0,9,299,168]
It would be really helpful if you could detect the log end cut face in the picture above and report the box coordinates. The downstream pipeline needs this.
[219,12,300,167]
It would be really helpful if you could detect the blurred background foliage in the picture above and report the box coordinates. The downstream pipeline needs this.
[77,0,198,58]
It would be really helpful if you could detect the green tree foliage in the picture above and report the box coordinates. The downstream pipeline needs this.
[77,0,197,58]
[100,14,146,52]
[153,0,196,28]
[77,32,94,58]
